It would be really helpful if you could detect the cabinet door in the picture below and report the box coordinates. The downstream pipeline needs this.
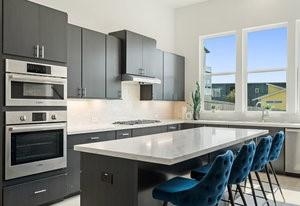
[82,29,106,98]
[126,31,143,75]
[174,55,185,101]
[39,6,67,63]
[3,0,39,58]
[66,149,81,196]
[142,37,156,77]
[163,52,176,100]
[152,50,164,100]
[67,25,82,98]
[106,36,122,99]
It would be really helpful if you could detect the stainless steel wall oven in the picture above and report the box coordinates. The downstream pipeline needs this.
[5,59,67,106]
[5,111,67,180]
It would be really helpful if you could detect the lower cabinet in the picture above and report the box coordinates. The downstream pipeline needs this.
[132,126,168,137]
[66,131,116,196]
[3,174,66,206]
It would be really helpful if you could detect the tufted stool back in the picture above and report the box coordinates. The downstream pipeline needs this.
[177,150,234,206]
[251,136,272,172]
[228,141,256,184]
[269,131,285,162]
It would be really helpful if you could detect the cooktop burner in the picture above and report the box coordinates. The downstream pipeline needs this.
[113,120,161,125]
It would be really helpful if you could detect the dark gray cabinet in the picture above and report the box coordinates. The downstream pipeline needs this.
[67,25,121,99]
[132,126,168,137]
[140,49,164,100]
[3,174,66,206]
[110,30,157,76]
[39,6,67,63]
[67,24,82,98]
[163,52,185,101]
[66,131,115,196]
[106,36,122,99]
[3,0,67,63]
[82,29,106,98]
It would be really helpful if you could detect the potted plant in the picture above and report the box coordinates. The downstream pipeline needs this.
[192,81,201,120]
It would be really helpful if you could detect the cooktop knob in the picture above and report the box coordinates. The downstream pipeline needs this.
[20,116,27,121]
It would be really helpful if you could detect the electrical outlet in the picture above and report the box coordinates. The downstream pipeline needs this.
[101,172,113,184]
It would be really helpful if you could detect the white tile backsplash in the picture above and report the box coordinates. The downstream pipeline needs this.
[67,83,180,128]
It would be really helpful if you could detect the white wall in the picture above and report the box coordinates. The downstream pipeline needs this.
[175,0,300,122]
[30,0,176,52]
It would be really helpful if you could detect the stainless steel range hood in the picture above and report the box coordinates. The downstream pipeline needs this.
[121,74,161,84]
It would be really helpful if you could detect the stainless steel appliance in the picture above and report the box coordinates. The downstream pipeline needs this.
[5,59,67,106]
[113,119,161,125]
[5,111,67,180]
[285,128,300,174]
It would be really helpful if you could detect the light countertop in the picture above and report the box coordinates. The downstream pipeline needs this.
[68,119,300,135]
[74,127,268,165]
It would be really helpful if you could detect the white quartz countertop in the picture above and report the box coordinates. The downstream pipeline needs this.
[74,127,268,165]
[68,119,300,135]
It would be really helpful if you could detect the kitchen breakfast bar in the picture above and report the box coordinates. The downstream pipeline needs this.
[74,127,268,206]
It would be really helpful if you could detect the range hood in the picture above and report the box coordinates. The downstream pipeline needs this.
[121,74,161,84]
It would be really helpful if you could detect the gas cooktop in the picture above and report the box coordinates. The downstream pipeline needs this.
[113,120,161,125]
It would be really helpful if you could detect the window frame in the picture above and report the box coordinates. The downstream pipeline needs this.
[242,23,289,113]
[199,31,238,112]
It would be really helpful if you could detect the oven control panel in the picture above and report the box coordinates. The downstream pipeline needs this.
[6,111,67,125]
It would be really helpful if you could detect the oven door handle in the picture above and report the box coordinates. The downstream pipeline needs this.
[7,73,67,84]
[7,123,66,133]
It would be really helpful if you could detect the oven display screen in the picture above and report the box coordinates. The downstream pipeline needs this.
[32,113,47,122]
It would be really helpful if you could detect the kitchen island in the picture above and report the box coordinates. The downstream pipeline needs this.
[75,127,268,206]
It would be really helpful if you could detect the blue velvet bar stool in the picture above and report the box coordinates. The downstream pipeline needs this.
[266,131,286,204]
[248,136,272,206]
[152,150,234,206]
[191,141,257,206]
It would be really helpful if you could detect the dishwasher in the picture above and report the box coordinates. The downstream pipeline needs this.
[285,128,300,174]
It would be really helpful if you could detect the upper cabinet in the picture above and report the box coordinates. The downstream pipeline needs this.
[140,49,164,100]
[106,36,122,99]
[67,25,121,99]
[110,30,156,77]
[163,52,185,101]
[82,28,106,99]
[3,0,67,63]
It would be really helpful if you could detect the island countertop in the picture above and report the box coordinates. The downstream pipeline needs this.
[74,127,268,165]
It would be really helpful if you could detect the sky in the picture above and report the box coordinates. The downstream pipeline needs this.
[204,27,288,84]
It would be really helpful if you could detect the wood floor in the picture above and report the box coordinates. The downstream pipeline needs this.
[52,174,300,206]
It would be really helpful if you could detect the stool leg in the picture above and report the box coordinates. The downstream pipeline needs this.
[248,173,258,206]
[269,162,285,202]
[163,201,168,206]
[265,165,277,206]
[228,184,235,206]
[237,184,247,206]
[255,171,270,206]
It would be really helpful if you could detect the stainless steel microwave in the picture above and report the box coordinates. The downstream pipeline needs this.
[5,59,67,106]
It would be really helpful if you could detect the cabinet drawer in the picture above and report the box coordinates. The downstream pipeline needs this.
[116,130,132,139]
[132,126,167,137]
[167,124,180,131]
[3,174,66,206]
[68,131,115,149]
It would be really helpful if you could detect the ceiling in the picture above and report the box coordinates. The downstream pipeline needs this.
[154,0,209,8]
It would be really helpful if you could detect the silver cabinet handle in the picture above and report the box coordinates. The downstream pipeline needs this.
[90,137,100,140]
[122,133,130,136]
[82,88,87,97]
[34,45,40,58]
[40,45,45,58]
[169,126,177,130]
[34,189,47,194]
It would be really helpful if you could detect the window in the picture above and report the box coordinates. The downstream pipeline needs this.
[202,34,236,111]
[246,26,287,111]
